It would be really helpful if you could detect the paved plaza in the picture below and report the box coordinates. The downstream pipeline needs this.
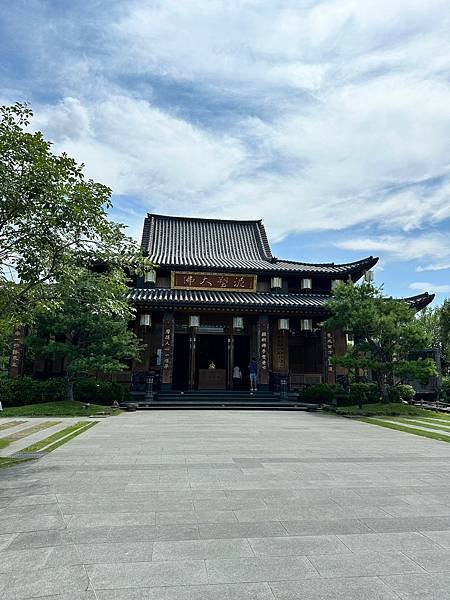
[1,410,450,599]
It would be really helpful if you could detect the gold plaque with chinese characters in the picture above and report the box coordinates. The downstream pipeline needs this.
[171,272,257,293]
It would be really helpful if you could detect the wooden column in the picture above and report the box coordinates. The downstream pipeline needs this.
[257,315,270,389]
[161,312,175,390]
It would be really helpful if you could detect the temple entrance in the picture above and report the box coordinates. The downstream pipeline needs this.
[195,334,227,389]
[172,333,190,390]
[233,335,251,390]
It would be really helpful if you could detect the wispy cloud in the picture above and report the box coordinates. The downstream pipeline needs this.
[410,282,450,294]
[1,0,450,300]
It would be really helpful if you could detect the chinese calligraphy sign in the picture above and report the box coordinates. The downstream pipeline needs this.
[172,272,257,292]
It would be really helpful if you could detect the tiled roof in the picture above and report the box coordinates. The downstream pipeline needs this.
[128,288,330,312]
[128,288,434,313]
[141,213,378,276]
[403,293,435,311]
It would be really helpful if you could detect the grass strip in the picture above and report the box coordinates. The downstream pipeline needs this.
[0,438,11,449]
[0,401,121,418]
[22,421,97,453]
[360,417,450,443]
[336,403,443,417]
[393,418,450,432]
[5,421,60,441]
[0,420,27,431]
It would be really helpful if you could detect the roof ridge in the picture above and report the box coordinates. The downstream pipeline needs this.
[276,256,377,268]
[146,212,263,225]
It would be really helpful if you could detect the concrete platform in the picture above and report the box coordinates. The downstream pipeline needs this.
[1,410,450,599]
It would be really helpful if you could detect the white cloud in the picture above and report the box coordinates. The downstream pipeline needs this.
[34,95,246,199]
[18,0,450,244]
[410,282,450,294]
[417,262,450,272]
[337,233,450,263]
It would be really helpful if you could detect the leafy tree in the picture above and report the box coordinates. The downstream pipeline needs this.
[324,282,437,401]
[26,267,144,401]
[418,300,450,369]
[0,102,148,325]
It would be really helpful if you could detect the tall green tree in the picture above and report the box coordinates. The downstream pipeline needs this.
[324,282,436,400]
[26,267,144,400]
[0,102,147,325]
[417,300,450,368]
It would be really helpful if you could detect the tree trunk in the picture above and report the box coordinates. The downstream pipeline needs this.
[65,378,74,402]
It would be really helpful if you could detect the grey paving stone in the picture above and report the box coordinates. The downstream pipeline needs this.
[381,572,450,599]
[281,518,372,536]
[269,576,399,599]
[0,565,89,600]
[67,512,156,528]
[0,514,67,534]
[5,529,74,550]
[205,556,318,583]
[361,516,450,533]
[69,526,112,544]
[404,549,450,573]
[337,531,440,552]
[156,510,237,525]
[152,538,253,561]
[76,541,154,564]
[0,546,51,573]
[87,560,208,588]
[198,521,287,539]
[308,551,424,578]
[420,529,450,548]
[95,582,274,600]
[0,533,17,551]
[248,534,351,557]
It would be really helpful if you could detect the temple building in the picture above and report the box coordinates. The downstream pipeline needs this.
[128,213,433,394]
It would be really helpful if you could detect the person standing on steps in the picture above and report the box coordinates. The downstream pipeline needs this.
[232,365,242,390]
[248,357,258,393]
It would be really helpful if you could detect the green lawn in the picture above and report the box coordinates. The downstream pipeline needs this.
[0,438,10,449]
[360,417,450,443]
[335,402,448,418]
[0,401,121,418]
[23,421,96,452]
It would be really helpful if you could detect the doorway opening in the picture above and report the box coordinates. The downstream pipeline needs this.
[195,334,227,389]
[172,333,190,390]
[233,335,251,390]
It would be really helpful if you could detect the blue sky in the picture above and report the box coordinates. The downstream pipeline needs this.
[1,0,450,302]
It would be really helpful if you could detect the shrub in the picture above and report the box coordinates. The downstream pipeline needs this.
[348,382,379,408]
[73,379,129,405]
[388,384,416,403]
[302,383,341,404]
[441,376,450,402]
[0,376,65,407]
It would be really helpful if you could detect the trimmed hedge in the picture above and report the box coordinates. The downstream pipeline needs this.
[0,376,65,407]
[74,379,129,405]
[0,376,129,408]
[387,384,415,403]
[302,383,342,404]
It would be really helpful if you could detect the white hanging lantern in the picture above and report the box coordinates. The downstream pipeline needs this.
[301,278,312,290]
[300,318,312,331]
[144,270,156,284]
[140,313,152,327]
[278,318,289,331]
[233,316,244,329]
[364,270,374,283]
[189,315,200,328]
[271,276,282,289]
